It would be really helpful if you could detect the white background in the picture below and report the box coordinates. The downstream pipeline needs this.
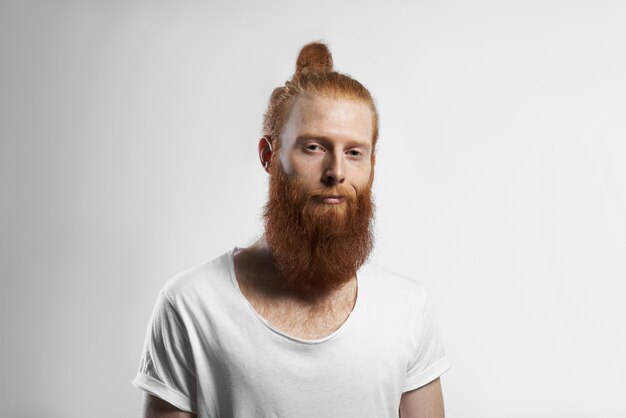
[1,1,625,417]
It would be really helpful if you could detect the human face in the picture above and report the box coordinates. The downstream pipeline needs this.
[262,94,376,293]
[277,94,374,205]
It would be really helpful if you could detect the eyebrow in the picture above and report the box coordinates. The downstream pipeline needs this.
[295,134,372,151]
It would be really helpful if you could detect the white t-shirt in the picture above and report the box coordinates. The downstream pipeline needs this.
[132,248,450,417]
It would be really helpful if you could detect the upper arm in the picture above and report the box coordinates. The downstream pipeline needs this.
[142,394,197,418]
[399,378,445,418]
[133,291,198,413]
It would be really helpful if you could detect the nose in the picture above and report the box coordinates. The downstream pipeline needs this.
[322,151,345,185]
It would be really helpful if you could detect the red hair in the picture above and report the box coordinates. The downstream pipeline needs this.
[262,42,379,152]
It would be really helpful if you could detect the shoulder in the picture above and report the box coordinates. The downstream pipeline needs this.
[159,249,235,311]
[358,263,430,313]
[360,263,429,297]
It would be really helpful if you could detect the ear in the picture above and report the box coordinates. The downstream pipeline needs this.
[258,135,273,174]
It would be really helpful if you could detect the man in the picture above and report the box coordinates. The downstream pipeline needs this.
[132,42,450,417]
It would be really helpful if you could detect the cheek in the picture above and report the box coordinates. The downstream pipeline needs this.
[289,155,322,178]
[353,162,373,185]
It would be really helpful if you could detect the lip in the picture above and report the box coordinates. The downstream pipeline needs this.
[320,195,346,204]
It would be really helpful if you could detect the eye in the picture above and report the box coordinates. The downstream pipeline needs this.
[304,144,324,152]
[347,149,363,158]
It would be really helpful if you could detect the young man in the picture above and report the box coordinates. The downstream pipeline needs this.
[133,42,450,418]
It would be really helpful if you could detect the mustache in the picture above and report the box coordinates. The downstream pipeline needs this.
[263,162,375,293]
[305,186,358,200]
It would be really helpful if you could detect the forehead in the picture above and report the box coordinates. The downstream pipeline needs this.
[283,94,373,146]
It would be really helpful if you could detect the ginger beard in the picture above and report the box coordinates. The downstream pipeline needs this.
[263,158,375,294]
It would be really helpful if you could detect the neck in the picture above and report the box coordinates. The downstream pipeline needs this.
[239,237,357,306]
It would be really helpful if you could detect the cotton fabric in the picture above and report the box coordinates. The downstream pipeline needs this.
[132,248,450,417]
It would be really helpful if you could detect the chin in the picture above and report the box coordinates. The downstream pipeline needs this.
[315,203,348,218]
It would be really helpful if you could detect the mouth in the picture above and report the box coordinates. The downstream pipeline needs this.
[319,195,346,204]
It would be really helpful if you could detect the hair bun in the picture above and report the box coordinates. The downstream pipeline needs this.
[295,42,334,75]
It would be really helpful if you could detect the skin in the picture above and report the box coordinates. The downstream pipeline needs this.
[272,94,374,195]
[399,378,446,418]
[234,238,359,340]
[142,393,196,418]
[142,94,445,417]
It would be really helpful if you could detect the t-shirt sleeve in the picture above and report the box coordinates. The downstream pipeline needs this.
[132,290,198,413]
[402,287,451,392]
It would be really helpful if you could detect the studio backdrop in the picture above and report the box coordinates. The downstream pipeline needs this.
[1,1,625,417]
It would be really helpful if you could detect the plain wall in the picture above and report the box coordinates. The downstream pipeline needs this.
[1,1,625,417]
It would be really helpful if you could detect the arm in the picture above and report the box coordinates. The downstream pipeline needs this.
[399,378,445,418]
[142,394,197,418]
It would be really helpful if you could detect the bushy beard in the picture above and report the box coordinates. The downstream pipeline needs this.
[263,161,375,294]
